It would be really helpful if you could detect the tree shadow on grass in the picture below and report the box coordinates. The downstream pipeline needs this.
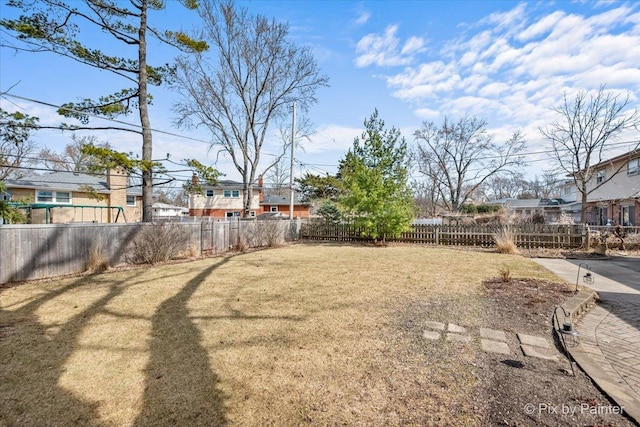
[133,259,230,427]
[0,272,141,426]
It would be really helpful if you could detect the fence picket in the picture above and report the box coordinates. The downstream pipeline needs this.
[299,222,587,250]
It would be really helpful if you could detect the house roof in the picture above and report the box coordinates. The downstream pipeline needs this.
[583,148,640,172]
[3,171,142,195]
[152,202,188,212]
[201,179,261,190]
[261,194,309,206]
[4,171,110,193]
[505,198,543,208]
[488,198,573,209]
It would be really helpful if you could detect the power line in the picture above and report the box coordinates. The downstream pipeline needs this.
[295,138,640,170]
[0,92,216,146]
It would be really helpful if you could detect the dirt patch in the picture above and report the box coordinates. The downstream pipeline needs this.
[478,278,635,426]
[482,278,575,333]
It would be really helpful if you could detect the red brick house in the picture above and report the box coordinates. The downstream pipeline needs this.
[578,149,640,226]
[259,194,311,218]
[189,175,311,220]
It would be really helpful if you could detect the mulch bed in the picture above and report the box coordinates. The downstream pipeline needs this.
[477,278,635,426]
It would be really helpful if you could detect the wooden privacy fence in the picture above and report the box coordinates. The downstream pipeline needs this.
[300,222,586,249]
[0,220,301,285]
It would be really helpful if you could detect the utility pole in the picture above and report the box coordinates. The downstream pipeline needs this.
[289,102,296,220]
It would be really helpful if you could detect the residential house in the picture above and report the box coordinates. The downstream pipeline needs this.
[189,176,311,220]
[488,197,577,223]
[152,202,189,219]
[260,194,311,218]
[189,178,262,220]
[579,149,640,226]
[1,168,142,224]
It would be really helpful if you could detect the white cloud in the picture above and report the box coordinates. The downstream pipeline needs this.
[414,107,440,120]
[303,124,362,153]
[401,36,426,55]
[354,10,370,26]
[481,2,527,29]
[374,2,640,154]
[355,24,424,67]
[517,11,564,41]
[478,82,509,97]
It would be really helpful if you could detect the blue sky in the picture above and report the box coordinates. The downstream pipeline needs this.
[1,0,639,187]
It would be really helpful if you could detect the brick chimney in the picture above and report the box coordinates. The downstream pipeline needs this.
[107,167,127,223]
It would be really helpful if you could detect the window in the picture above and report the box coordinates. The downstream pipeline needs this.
[628,158,640,176]
[36,191,53,202]
[597,207,608,226]
[36,190,72,204]
[596,169,605,184]
[249,211,256,217]
[270,206,278,212]
[621,205,635,226]
[56,192,70,203]
[206,189,214,197]
[225,211,241,220]
[126,195,136,206]
[223,190,240,198]
[1,190,11,201]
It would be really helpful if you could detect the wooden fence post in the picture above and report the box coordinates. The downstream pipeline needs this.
[583,225,590,249]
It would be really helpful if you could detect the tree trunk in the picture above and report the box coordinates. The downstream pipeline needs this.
[244,182,252,218]
[580,187,588,224]
[138,0,153,223]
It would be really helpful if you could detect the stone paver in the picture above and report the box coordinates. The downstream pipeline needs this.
[424,321,445,331]
[517,333,550,349]
[446,333,471,343]
[584,301,640,398]
[481,339,511,355]
[479,327,506,342]
[422,330,440,340]
[521,344,558,361]
[447,323,466,333]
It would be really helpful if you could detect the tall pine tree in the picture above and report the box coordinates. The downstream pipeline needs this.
[1,0,207,221]
[339,109,415,242]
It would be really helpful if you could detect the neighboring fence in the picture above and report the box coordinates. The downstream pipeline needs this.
[0,220,301,285]
[300,222,586,249]
[587,225,640,235]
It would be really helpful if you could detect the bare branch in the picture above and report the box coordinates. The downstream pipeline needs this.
[413,116,526,212]
[173,1,328,217]
[540,86,640,223]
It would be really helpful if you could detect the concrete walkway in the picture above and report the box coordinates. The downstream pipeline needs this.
[533,257,640,424]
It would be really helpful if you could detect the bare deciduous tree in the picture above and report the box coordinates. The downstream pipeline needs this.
[482,173,528,200]
[173,1,329,217]
[39,135,112,172]
[524,170,562,199]
[540,86,640,223]
[263,114,315,197]
[411,180,441,217]
[0,108,38,180]
[265,157,289,197]
[414,116,526,212]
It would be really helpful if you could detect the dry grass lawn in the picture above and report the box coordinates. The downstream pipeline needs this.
[0,243,557,426]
